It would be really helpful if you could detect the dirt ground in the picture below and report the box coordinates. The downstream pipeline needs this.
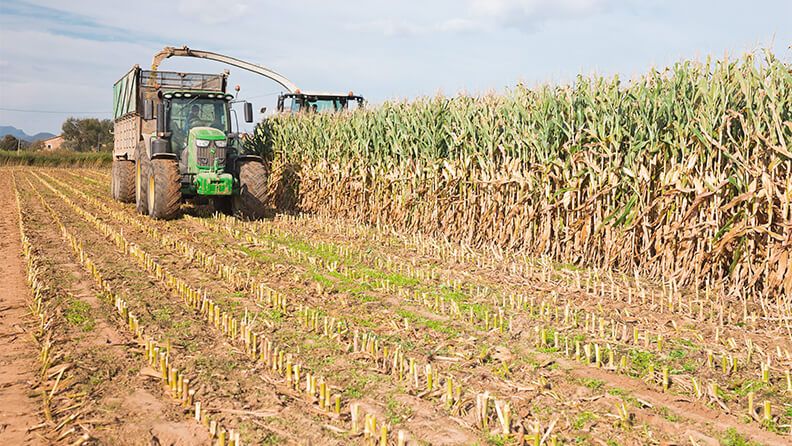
[0,173,44,444]
[4,166,791,446]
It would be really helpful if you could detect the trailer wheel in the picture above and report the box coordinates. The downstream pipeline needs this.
[112,159,135,203]
[233,159,267,220]
[148,158,182,220]
[135,143,150,215]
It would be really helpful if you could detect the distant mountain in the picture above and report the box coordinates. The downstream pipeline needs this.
[0,125,56,142]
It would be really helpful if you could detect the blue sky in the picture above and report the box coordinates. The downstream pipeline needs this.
[0,0,790,135]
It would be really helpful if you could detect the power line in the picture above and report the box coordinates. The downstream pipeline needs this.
[0,107,110,115]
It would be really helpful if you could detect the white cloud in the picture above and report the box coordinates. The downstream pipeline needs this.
[471,0,607,18]
[470,0,613,30]
[350,0,615,37]
[348,17,483,37]
[177,0,251,25]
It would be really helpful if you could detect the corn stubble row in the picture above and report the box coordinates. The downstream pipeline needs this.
[60,164,787,435]
[24,178,236,444]
[35,172,433,444]
[57,169,792,437]
[45,170,532,443]
[199,201,792,430]
[254,50,792,316]
[12,173,92,444]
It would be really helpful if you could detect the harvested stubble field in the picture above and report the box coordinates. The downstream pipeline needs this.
[4,165,791,446]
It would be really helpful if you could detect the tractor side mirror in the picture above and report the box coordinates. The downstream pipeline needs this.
[244,102,253,123]
[143,99,154,120]
[156,103,167,133]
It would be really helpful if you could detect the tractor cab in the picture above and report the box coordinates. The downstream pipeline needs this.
[164,91,234,154]
[276,91,364,114]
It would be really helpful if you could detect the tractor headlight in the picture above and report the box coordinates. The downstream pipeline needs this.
[214,139,227,148]
[196,139,211,148]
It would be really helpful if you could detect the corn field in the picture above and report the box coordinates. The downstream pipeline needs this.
[254,50,792,318]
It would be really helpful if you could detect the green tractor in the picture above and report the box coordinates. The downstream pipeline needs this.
[111,67,267,219]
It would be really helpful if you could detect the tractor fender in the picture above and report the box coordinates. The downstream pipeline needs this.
[151,152,177,160]
[232,154,264,172]
[236,154,263,162]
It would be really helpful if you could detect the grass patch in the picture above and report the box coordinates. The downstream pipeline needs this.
[272,234,342,265]
[486,434,509,446]
[580,378,605,391]
[608,387,640,407]
[732,380,765,397]
[361,267,420,288]
[572,411,597,429]
[266,309,284,323]
[628,349,657,375]
[152,306,173,322]
[385,397,414,425]
[439,286,468,304]
[396,309,458,335]
[309,270,335,290]
[65,299,95,331]
[668,349,686,360]
[657,406,679,422]
[0,150,112,167]
[681,361,697,373]
[720,428,759,446]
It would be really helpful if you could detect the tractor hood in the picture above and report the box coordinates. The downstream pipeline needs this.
[190,127,226,141]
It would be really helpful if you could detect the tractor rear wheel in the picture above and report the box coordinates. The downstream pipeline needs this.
[135,143,150,215]
[147,158,182,220]
[111,159,135,203]
[233,159,267,219]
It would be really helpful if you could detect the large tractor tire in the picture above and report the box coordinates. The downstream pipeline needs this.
[147,158,182,220]
[111,159,135,203]
[135,143,150,215]
[233,159,267,220]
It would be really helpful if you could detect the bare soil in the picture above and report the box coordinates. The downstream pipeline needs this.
[0,173,44,444]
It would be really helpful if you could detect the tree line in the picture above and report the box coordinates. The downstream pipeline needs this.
[2,118,113,152]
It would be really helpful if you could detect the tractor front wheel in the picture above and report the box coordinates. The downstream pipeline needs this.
[233,159,267,219]
[147,158,182,220]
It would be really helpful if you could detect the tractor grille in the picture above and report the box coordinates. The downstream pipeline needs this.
[197,144,226,167]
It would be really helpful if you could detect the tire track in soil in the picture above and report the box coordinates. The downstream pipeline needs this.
[0,170,43,444]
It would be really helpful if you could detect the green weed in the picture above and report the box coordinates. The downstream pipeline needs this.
[65,300,95,331]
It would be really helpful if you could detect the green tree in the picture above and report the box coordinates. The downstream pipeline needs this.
[61,118,113,152]
[0,134,30,151]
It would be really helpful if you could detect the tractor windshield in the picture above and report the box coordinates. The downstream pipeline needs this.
[285,96,362,113]
[169,97,229,149]
[295,98,340,113]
